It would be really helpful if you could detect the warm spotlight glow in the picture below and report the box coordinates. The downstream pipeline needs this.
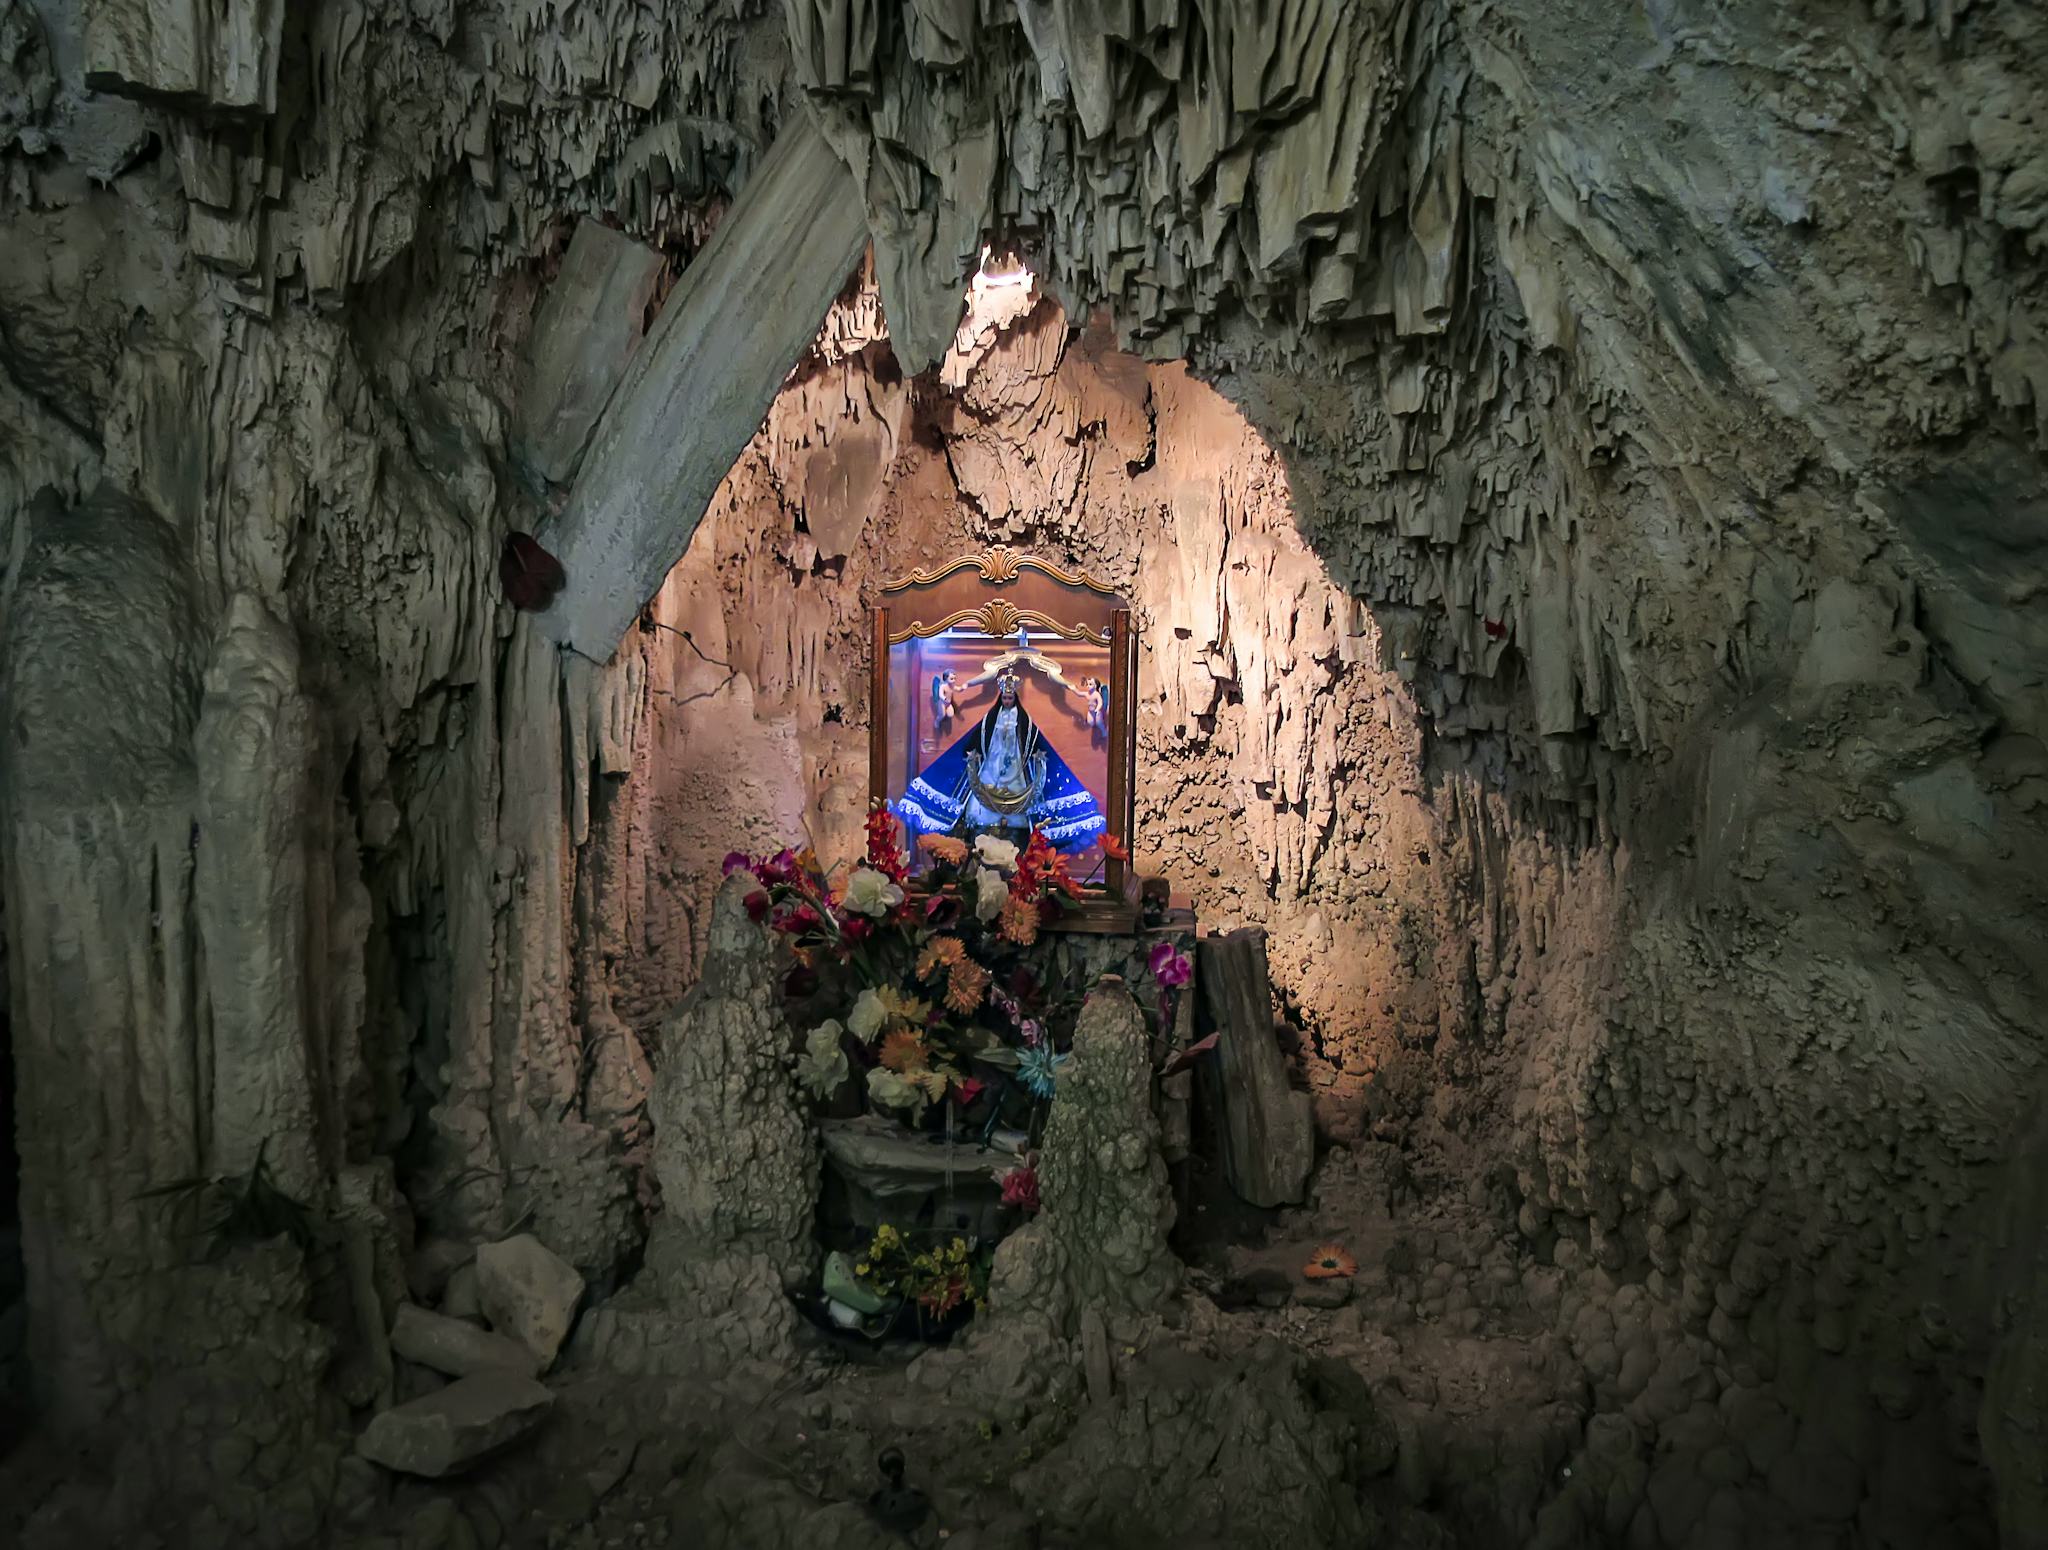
[972,244,1033,295]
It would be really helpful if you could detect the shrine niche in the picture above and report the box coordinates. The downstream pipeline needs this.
[870,546,1137,928]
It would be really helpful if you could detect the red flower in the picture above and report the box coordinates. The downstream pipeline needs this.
[744,890,771,922]
[775,903,822,935]
[953,1077,985,1106]
[841,916,873,944]
[924,893,962,928]
[864,807,909,883]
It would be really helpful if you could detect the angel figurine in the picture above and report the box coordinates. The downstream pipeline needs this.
[931,670,958,727]
[1080,675,1106,745]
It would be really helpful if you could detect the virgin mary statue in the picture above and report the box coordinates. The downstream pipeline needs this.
[892,671,1106,851]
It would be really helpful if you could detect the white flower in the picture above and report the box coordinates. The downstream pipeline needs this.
[796,1022,849,1099]
[842,866,905,918]
[974,867,1009,922]
[974,835,1020,871]
[847,988,889,1043]
[867,1066,929,1122]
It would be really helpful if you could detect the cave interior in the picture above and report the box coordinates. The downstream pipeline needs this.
[3,3,2048,1549]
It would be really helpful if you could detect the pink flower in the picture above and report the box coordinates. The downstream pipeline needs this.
[1000,1161,1039,1213]
[722,851,754,877]
[1147,941,1191,989]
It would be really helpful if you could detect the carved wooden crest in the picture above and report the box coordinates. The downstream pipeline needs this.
[881,546,1117,596]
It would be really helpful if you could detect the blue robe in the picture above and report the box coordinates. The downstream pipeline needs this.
[892,714,1106,852]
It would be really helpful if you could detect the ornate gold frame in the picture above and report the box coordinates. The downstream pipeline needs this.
[885,602,1110,646]
[870,547,1138,930]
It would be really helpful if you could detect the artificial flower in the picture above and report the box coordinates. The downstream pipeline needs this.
[944,959,990,1016]
[1018,1017,1044,1047]
[923,892,962,928]
[1303,1245,1358,1280]
[878,1029,930,1073]
[774,903,822,935]
[841,915,874,945]
[757,848,800,885]
[842,866,905,918]
[1147,940,1192,988]
[866,1067,929,1122]
[953,1077,986,1106]
[875,986,933,1027]
[918,834,970,867]
[722,851,755,877]
[998,893,1041,946]
[974,834,1020,871]
[999,1159,1040,1213]
[744,890,771,922]
[796,1022,850,1099]
[974,866,1009,922]
[1017,1043,1059,1100]
[1098,833,1129,863]
[848,987,890,1043]
[865,807,909,882]
[910,1068,951,1104]
[918,937,965,978]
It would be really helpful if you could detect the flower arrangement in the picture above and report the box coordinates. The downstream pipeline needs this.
[854,1223,991,1322]
[729,811,1194,1129]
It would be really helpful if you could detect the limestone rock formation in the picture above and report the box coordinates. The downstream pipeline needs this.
[987,981,1178,1334]
[577,873,818,1375]
[389,1303,543,1381]
[474,1234,585,1370]
[354,1370,554,1479]
[2,0,2046,1541]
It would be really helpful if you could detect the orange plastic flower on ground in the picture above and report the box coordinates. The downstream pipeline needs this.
[1303,1245,1359,1280]
[945,959,990,1015]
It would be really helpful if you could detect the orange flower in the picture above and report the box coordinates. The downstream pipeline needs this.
[878,1030,930,1073]
[944,959,990,1015]
[1099,833,1129,862]
[1303,1245,1358,1280]
[998,893,1041,946]
[917,937,966,979]
[918,834,970,866]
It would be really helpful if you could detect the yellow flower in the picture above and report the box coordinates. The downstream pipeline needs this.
[876,986,933,1027]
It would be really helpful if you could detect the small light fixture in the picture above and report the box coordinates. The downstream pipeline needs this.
[972,244,1032,295]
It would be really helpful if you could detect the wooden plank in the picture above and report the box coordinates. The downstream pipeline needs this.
[1197,927,1313,1208]
[536,111,870,662]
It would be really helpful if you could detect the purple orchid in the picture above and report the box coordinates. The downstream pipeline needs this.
[1147,941,1192,988]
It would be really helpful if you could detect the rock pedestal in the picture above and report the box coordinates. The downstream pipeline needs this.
[578,874,818,1376]
[987,980,1179,1333]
